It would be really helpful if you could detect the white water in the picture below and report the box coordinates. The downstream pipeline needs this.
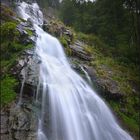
[36,76,41,102]
[80,65,92,85]
[18,68,26,105]
[18,2,133,140]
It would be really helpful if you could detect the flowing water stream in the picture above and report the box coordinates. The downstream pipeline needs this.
[18,1,133,140]
[80,65,92,85]
[18,67,26,105]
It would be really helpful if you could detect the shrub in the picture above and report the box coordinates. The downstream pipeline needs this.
[1,22,20,42]
[83,45,93,55]
[59,36,72,56]
[26,29,33,36]
[59,36,68,47]
[1,76,18,106]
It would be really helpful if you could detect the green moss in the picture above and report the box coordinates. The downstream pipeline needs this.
[59,36,68,48]
[1,55,17,73]
[59,36,72,56]
[25,43,34,49]
[1,42,34,60]
[26,29,33,36]
[0,4,35,108]
[121,114,139,134]
[1,21,34,86]
[1,22,20,42]
[76,32,106,49]
[108,100,139,137]
[83,45,93,55]
[1,76,18,106]
[119,110,139,135]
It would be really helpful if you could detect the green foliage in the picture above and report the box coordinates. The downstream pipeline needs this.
[25,43,34,49]
[1,42,33,60]
[59,36,72,56]
[26,29,33,36]
[1,56,17,75]
[77,32,106,48]
[0,20,33,60]
[0,4,34,108]
[59,36,68,47]
[1,22,20,42]
[59,0,139,64]
[109,101,139,136]
[1,76,18,106]
[121,113,139,134]
[83,45,93,55]
[0,7,34,69]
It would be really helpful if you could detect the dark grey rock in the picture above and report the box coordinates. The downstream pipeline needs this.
[0,113,9,134]
[1,100,38,140]
[1,98,38,140]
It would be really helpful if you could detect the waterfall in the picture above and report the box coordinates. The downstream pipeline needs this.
[80,65,92,85]
[36,76,41,102]
[18,68,26,105]
[18,1,133,140]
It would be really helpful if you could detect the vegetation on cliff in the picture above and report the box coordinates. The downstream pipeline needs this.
[1,4,34,107]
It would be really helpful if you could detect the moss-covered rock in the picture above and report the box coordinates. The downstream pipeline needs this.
[1,76,18,106]
[1,3,35,108]
[43,19,74,43]
[1,22,20,42]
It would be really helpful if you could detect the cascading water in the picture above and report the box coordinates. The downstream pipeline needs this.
[18,1,133,140]
[36,76,41,102]
[18,67,26,105]
[80,65,92,85]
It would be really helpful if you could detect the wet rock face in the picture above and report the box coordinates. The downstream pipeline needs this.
[17,20,36,45]
[1,101,38,140]
[10,48,41,100]
[1,46,41,140]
